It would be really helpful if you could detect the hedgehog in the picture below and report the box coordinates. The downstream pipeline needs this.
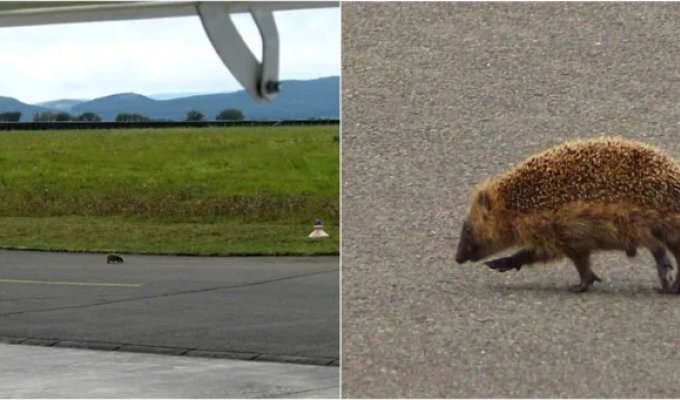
[107,254,124,264]
[454,136,680,293]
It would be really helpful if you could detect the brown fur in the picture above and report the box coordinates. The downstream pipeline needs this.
[456,136,680,293]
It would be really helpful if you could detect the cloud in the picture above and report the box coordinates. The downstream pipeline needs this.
[0,7,339,103]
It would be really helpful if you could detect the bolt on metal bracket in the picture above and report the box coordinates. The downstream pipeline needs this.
[197,2,279,102]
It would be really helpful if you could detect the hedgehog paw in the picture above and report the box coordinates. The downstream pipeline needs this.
[654,287,673,294]
[485,258,505,270]
[498,264,518,272]
[485,257,522,272]
[666,279,680,294]
[655,278,673,294]
[570,274,600,293]
[569,283,591,293]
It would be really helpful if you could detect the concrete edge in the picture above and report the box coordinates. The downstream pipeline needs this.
[0,246,339,258]
[254,354,339,366]
[0,335,339,367]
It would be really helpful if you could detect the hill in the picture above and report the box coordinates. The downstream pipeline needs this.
[36,99,87,112]
[0,76,339,122]
[148,92,208,100]
[71,93,161,121]
[72,76,339,121]
[0,97,50,121]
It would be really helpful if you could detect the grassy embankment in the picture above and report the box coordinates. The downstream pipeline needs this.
[0,126,339,255]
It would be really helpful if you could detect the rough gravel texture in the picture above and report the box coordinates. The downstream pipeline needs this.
[342,2,680,398]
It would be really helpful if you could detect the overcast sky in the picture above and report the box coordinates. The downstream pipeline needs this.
[0,6,340,104]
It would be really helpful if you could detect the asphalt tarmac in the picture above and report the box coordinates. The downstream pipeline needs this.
[342,2,680,397]
[0,250,339,365]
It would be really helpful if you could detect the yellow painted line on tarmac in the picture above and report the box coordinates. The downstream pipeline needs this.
[0,278,140,288]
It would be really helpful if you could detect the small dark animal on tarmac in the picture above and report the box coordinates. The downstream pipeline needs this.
[107,254,124,264]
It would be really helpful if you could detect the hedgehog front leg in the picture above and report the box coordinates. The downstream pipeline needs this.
[485,248,555,272]
[485,250,532,272]
[484,249,545,272]
[568,253,601,293]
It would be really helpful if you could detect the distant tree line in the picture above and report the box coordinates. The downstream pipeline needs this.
[4,108,246,123]
[33,111,102,122]
[184,108,245,122]
[216,109,244,121]
[0,112,21,122]
[115,113,151,122]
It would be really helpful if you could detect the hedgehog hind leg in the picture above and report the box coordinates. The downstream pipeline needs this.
[634,233,674,292]
[648,245,674,293]
[649,225,680,293]
[567,253,601,293]
[661,243,680,293]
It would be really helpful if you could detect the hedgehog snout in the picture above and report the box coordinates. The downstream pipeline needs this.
[455,242,479,264]
[456,221,478,264]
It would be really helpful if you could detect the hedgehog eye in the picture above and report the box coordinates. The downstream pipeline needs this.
[464,224,473,237]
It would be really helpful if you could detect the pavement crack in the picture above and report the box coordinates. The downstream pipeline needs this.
[0,295,73,303]
[260,385,339,398]
[0,269,337,317]
[0,335,336,366]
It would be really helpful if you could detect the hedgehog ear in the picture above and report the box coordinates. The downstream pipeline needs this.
[477,191,492,210]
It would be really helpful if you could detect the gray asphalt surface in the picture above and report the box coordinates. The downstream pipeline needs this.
[0,343,338,398]
[0,250,338,365]
[342,3,680,398]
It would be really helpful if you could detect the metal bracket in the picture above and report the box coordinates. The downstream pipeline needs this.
[197,2,279,102]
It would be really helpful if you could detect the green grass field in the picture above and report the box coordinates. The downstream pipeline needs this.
[0,126,339,255]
